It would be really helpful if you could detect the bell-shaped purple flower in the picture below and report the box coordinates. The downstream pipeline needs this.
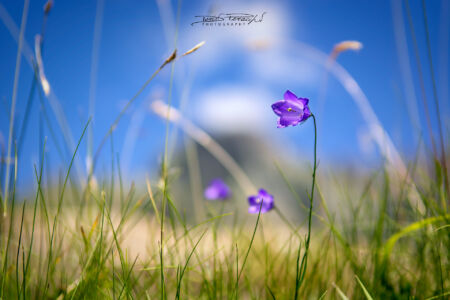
[204,178,231,200]
[271,90,311,128]
[248,188,274,214]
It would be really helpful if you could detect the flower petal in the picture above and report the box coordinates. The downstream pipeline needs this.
[271,100,289,116]
[258,188,270,198]
[204,186,218,199]
[279,114,302,127]
[272,99,304,116]
[260,190,274,206]
[248,195,260,206]
[277,118,286,128]
[284,90,306,110]
[260,202,273,213]
[298,97,309,106]
[284,90,298,101]
[285,98,304,111]
[248,204,261,214]
[301,105,311,121]
[248,199,273,214]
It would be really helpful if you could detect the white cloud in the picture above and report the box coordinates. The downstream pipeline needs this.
[195,85,274,134]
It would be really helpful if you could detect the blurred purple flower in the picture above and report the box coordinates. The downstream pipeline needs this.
[204,178,231,200]
[248,189,274,214]
[271,90,311,128]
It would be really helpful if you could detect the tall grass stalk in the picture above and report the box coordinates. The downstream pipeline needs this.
[404,0,438,164]
[234,201,263,299]
[87,0,105,174]
[91,49,177,176]
[420,0,449,198]
[21,139,46,298]
[42,119,90,298]
[1,147,17,299]
[2,0,29,216]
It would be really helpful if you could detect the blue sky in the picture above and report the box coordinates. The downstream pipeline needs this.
[0,0,448,187]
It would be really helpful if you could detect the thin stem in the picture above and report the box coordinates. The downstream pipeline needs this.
[87,0,105,172]
[308,114,318,258]
[234,201,264,299]
[404,0,438,162]
[296,113,318,294]
[420,0,449,198]
[160,192,166,300]
[2,0,29,216]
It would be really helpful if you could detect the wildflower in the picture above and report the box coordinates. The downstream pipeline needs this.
[271,90,311,128]
[248,189,274,214]
[204,178,231,200]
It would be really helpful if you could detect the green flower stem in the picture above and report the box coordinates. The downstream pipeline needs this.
[296,113,317,295]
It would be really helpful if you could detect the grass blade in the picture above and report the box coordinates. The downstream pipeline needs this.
[383,214,450,260]
[333,283,349,300]
[355,275,374,300]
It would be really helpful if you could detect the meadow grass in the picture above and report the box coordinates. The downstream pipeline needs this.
[0,153,449,299]
[0,1,449,299]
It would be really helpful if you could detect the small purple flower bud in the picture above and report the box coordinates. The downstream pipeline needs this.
[204,178,231,200]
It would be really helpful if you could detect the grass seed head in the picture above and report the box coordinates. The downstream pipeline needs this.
[182,41,205,56]
[332,40,363,57]
[44,0,53,15]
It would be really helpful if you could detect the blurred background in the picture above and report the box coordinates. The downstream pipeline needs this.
[0,0,448,206]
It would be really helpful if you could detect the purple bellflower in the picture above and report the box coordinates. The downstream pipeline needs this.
[271,90,311,128]
[204,178,231,200]
[248,189,274,214]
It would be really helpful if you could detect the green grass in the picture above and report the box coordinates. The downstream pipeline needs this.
[0,165,448,299]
